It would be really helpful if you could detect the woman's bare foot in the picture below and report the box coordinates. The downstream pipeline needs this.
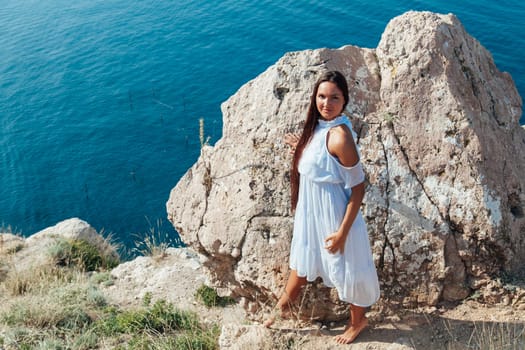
[263,306,291,328]
[334,317,368,344]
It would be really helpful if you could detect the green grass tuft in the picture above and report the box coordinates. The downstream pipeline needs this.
[175,325,221,350]
[143,291,153,307]
[94,299,219,349]
[49,239,118,271]
[195,284,235,308]
[96,300,200,335]
[89,271,114,286]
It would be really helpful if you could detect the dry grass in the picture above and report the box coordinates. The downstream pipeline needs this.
[0,262,219,349]
[0,266,102,348]
[0,230,218,350]
[131,218,183,261]
[467,321,525,350]
[439,321,525,350]
[2,264,78,296]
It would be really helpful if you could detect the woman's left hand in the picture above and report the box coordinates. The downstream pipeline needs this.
[324,231,346,254]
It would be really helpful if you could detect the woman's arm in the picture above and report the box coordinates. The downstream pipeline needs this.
[324,125,365,254]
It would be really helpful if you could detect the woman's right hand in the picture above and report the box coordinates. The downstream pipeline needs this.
[324,230,347,254]
[284,133,299,154]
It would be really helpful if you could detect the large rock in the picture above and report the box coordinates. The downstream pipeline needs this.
[167,11,524,320]
[370,11,523,305]
[27,218,111,251]
[106,247,207,308]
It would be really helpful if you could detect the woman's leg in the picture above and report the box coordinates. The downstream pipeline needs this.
[334,304,368,344]
[263,269,307,327]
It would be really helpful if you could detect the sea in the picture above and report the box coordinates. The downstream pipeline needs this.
[1,0,524,252]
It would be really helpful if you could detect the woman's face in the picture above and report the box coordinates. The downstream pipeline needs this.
[316,81,345,120]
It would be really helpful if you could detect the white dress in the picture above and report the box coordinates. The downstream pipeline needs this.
[289,115,380,307]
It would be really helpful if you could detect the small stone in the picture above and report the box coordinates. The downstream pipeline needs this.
[503,309,514,316]
[247,302,258,314]
[426,306,438,314]
[389,315,401,322]
[231,247,241,259]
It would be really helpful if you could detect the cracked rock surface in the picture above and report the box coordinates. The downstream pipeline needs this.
[167,11,524,321]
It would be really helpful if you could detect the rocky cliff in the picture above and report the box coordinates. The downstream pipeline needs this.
[167,11,524,320]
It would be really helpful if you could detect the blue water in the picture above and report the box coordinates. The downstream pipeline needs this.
[1,0,524,249]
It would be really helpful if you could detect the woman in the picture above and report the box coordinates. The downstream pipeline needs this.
[265,71,380,344]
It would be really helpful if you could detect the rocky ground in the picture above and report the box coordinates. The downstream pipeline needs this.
[2,221,524,349]
[104,247,525,350]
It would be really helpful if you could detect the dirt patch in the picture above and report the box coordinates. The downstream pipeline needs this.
[249,301,525,349]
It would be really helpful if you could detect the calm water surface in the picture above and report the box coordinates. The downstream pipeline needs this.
[1,0,523,249]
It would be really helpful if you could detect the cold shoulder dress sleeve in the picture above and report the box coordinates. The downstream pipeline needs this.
[289,115,380,307]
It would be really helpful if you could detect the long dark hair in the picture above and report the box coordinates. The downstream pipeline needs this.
[290,70,349,210]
